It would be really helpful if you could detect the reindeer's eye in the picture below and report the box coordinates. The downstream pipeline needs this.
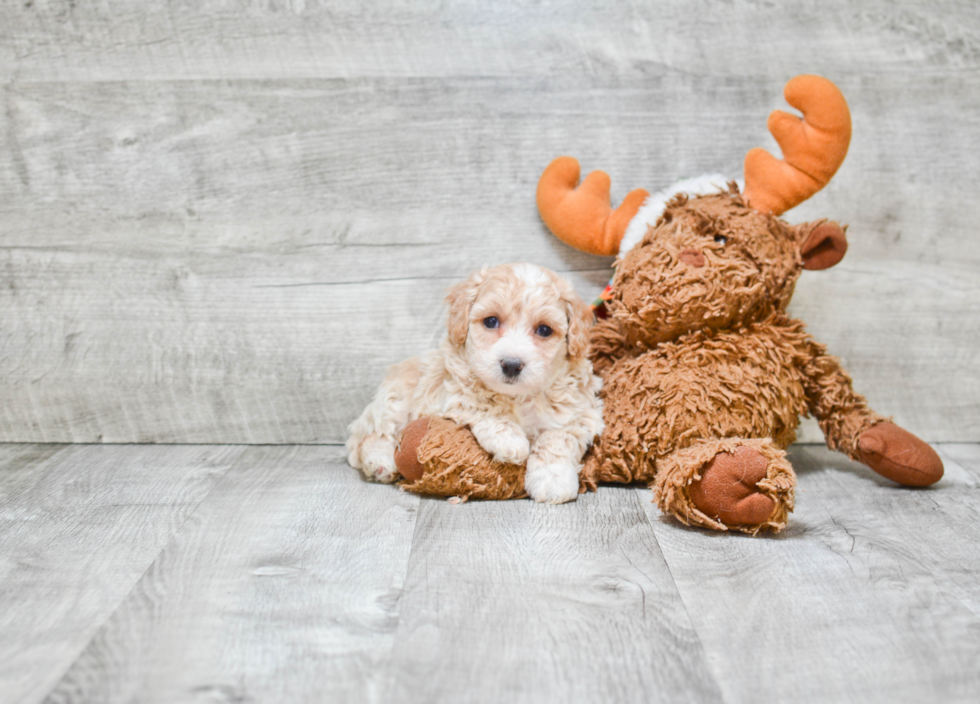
[483,316,499,329]
[714,234,727,245]
[535,324,553,338]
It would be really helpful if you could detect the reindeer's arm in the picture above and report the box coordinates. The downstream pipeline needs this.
[799,338,884,458]
[798,336,943,486]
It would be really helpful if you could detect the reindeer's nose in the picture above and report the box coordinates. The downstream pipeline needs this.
[501,358,524,379]
[679,249,706,268]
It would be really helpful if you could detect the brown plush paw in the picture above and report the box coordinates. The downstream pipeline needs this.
[857,422,944,487]
[690,446,775,526]
[394,417,527,500]
[394,418,430,483]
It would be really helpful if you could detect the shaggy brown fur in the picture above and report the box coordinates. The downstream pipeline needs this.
[583,191,876,476]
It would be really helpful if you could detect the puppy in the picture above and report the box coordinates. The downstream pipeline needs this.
[347,263,603,504]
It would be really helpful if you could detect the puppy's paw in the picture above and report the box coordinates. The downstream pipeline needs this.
[359,439,399,484]
[481,431,531,465]
[525,462,580,504]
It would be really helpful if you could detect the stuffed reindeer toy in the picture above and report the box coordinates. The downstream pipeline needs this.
[394,75,943,534]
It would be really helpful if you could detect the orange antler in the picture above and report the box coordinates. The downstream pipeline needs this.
[536,157,649,256]
[742,75,852,215]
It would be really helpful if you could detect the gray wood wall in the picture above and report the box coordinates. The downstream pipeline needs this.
[2,1,978,444]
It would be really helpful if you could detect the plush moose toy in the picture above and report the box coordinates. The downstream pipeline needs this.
[395,75,943,533]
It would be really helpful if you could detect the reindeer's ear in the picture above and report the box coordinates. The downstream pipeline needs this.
[445,268,485,347]
[800,221,848,270]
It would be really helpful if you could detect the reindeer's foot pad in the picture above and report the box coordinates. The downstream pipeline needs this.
[395,417,527,501]
[654,438,796,535]
[393,418,430,483]
[857,421,944,487]
[691,446,775,526]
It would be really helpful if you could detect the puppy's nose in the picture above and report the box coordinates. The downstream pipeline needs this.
[500,357,524,379]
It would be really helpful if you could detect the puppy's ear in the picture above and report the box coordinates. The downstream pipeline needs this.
[559,281,595,360]
[445,268,486,347]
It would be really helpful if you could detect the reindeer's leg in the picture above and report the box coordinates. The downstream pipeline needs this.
[394,417,528,501]
[579,414,658,491]
[653,438,796,534]
[802,343,943,486]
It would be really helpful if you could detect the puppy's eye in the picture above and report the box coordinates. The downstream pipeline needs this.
[535,324,553,338]
[483,316,499,329]
[714,234,727,245]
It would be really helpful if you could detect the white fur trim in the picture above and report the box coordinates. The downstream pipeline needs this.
[618,174,743,257]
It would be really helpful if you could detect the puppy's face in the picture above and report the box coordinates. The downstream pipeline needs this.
[446,263,593,396]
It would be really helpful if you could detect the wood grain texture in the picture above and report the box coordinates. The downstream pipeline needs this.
[0,444,242,704]
[2,1,978,443]
[2,442,978,702]
[384,488,721,704]
[639,445,980,704]
[2,1,978,82]
[43,446,420,704]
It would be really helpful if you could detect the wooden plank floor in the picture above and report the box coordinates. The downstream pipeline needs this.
[2,443,978,703]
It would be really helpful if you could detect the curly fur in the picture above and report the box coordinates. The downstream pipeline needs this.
[347,263,603,504]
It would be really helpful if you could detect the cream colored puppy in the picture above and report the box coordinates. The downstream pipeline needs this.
[347,263,603,504]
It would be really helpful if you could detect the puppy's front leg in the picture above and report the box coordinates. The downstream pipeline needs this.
[470,417,530,465]
[525,431,582,504]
